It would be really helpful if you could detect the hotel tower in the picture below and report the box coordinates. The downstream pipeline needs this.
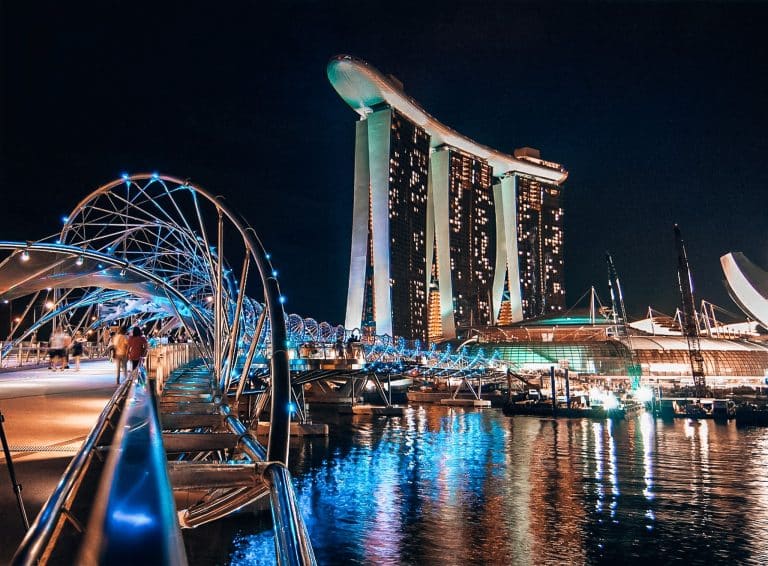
[328,55,568,342]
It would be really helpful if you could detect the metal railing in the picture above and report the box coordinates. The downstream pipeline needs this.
[220,404,317,566]
[77,369,187,565]
[146,343,203,388]
[0,340,104,369]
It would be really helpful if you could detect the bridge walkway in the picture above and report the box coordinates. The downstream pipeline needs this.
[0,360,117,564]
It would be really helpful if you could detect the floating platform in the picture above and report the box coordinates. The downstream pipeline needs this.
[407,391,504,407]
[656,398,735,420]
[304,396,362,406]
[255,422,329,437]
[503,401,625,419]
[406,391,444,403]
[440,398,492,408]
[337,404,406,416]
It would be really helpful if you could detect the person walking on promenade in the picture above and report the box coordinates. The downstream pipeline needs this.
[126,326,149,379]
[49,327,66,371]
[60,330,72,369]
[71,331,85,371]
[112,327,128,384]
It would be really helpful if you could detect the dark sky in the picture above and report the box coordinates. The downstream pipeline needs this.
[2,1,767,324]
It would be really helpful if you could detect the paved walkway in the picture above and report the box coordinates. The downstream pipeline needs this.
[0,359,117,563]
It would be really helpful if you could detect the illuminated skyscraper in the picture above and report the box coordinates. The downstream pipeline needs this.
[508,149,566,318]
[329,55,568,340]
[428,146,495,339]
[342,104,430,341]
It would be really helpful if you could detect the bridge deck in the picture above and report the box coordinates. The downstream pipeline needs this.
[0,360,117,564]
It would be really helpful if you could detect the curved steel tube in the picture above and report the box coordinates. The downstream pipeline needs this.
[178,485,269,529]
[220,403,267,461]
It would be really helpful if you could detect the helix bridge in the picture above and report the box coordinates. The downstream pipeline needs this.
[0,174,510,565]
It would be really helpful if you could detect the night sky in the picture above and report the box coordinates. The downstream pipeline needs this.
[2,2,767,324]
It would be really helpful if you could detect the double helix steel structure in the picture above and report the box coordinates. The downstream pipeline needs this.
[1,174,317,565]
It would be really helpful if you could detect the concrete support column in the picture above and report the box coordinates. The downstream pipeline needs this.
[429,149,456,340]
[367,109,393,337]
[492,174,524,323]
[344,119,371,331]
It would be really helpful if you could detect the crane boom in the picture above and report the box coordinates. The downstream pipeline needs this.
[606,252,641,389]
[674,225,707,396]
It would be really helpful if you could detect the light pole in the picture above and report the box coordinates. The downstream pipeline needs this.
[2,299,12,340]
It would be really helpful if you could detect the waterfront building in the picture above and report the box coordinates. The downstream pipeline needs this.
[328,55,568,341]
[470,314,768,386]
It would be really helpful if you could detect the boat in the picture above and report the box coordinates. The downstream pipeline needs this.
[656,397,735,420]
[735,403,768,426]
[502,399,626,419]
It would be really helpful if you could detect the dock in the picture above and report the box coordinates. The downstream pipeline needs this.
[440,398,491,408]
[337,404,406,416]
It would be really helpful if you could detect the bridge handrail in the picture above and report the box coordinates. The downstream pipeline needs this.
[220,405,316,565]
[147,343,202,389]
[77,367,187,564]
[12,378,133,565]
[264,463,318,566]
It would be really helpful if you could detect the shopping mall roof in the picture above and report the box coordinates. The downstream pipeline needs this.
[630,336,768,352]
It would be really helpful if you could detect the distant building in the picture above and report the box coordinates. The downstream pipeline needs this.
[328,55,568,341]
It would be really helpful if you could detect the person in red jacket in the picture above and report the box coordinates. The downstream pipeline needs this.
[126,326,149,375]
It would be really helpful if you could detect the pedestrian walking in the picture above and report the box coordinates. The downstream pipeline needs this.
[112,327,128,384]
[49,327,66,371]
[71,331,85,371]
[127,327,149,378]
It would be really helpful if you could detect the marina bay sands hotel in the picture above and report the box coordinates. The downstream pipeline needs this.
[328,55,569,342]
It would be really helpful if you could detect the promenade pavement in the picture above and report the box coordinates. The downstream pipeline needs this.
[0,360,117,563]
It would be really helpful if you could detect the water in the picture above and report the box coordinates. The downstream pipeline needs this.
[185,407,768,565]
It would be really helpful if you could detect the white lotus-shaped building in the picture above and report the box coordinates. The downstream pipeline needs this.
[721,252,768,330]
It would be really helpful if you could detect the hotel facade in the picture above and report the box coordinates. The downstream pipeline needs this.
[328,55,568,342]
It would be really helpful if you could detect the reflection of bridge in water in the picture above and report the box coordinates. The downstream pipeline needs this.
[0,174,509,565]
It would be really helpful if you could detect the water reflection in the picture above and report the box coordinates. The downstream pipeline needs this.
[183,407,768,565]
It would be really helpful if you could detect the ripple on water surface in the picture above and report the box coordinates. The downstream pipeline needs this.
[183,407,768,565]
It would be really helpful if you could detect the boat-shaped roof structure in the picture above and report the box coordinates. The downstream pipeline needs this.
[327,55,568,184]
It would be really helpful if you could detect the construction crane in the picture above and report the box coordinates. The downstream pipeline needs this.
[674,225,707,396]
[606,252,642,389]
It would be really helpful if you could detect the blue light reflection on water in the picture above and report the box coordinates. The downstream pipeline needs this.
[187,406,768,565]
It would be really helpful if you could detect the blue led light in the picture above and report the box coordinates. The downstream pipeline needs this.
[152,172,159,179]
[279,296,286,304]
[271,269,278,277]
[61,216,69,223]
[111,509,154,527]
[121,172,129,180]
[265,253,271,260]
[287,401,296,414]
